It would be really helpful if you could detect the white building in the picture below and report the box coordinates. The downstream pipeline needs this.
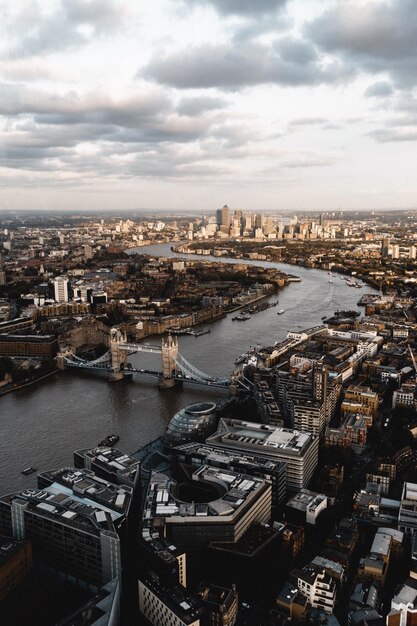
[206,419,319,493]
[286,489,327,525]
[399,483,417,537]
[139,576,203,626]
[54,276,69,303]
[295,567,337,614]
[388,572,417,626]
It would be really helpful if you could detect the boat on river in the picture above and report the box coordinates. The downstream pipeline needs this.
[98,434,120,447]
[232,313,251,321]
[277,309,286,315]
[21,467,37,475]
[169,326,191,335]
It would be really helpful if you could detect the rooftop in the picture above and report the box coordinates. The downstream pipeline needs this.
[173,442,286,475]
[206,419,315,457]
[74,447,140,483]
[1,484,121,538]
[142,573,205,624]
[38,468,132,518]
[286,489,327,513]
[141,465,269,547]
[392,577,417,608]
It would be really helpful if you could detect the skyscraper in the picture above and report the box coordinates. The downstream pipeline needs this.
[216,205,231,229]
[53,276,69,303]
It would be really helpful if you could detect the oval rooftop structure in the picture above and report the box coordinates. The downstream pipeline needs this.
[165,402,218,446]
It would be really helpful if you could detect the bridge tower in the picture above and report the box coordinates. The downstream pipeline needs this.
[108,328,128,381]
[56,351,67,370]
[159,334,179,389]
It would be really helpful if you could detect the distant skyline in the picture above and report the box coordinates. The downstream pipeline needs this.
[1,0,417,211]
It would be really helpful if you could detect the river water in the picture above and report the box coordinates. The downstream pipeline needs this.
[0,243,376,494]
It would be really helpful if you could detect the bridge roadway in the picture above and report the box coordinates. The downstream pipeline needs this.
[63,360,230,389]
[128,368,230,389]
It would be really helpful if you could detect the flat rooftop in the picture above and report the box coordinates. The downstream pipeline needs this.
[286,489,327,512]
[39,468,132,517]
[206,419,315,457]
[392,577,417,607]
[141,466,269,547]
[173,442,286,474]
[75,447,140,482]
[1,485,121,538]
[143,466,266,524]
[141,574,205,625]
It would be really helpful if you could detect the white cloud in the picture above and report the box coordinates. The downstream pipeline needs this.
[0,0,416,209]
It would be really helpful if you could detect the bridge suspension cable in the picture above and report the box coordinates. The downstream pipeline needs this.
[63,350,112,368]
[174,353,228,385]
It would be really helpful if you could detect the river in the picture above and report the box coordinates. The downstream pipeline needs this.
[0,243,376,494]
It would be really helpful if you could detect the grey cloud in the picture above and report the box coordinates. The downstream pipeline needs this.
[65,0,128,31]
[307,0,417,87]
[143,38,353,89]
[176,95,228,116]
[5,0,129,58]
[368,128,417,143]
[0,82,229,145]
[281,155,339,168]
[289,117,326,127]
[0,82,171,122]
[321,123,342,131]
[180,0,286,16]
[232,14,292,43]
[0,93,257,180]
[364,81,394,98]
[0,59,62,81]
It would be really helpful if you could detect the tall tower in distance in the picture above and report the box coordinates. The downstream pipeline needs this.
[216,205,231,229]
[54,276,69,303]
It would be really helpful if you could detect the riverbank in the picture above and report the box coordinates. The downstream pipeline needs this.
[171,242,375,293]
[226,292,279,314]
[0,369,60,397]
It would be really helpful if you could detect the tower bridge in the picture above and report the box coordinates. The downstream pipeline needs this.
[57,328,239,391]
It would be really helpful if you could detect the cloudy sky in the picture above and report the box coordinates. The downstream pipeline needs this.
[1,0,417,212]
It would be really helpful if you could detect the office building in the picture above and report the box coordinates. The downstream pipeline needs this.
[275,365,341,437]
[139,572,205,626]
[399,482,417,537]
[0,333,58,358]
[37,467,132,524]
[140,530,187,589]
[343,386,378,416]
[142,466,271,550]
[292,566,337,614]
[196,583,238,626]
[206,419,318,493]
[0,483,123,590]
[285,489,328,525]
[388,573,417,626]
[74,447,140,487]
[165,402,218,447]
[54,276,69,303]
[325,414,370,452]
[216,205,231,230]
[0,317,34,335]
[172,441,286,518]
